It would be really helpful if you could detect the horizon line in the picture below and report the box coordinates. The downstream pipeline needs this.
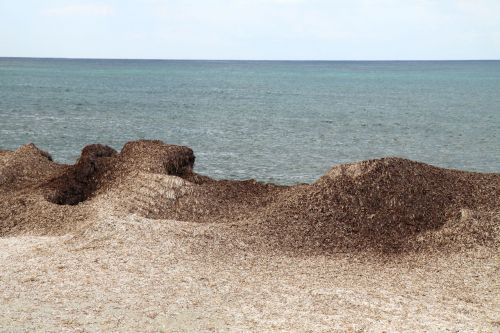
[1,56,499,62]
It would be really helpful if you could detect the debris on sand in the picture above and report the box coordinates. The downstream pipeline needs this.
[258,158,499,253]
[1,140,498,254]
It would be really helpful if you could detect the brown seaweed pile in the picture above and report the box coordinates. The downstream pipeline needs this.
[258,158,499,252]
[1,140,498,253]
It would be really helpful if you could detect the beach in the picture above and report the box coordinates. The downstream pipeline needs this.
[1,140,498,332]
[2,1,500,331]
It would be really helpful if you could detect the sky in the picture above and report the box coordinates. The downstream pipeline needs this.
[0,0,499,60]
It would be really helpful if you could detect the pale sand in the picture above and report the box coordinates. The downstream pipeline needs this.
[1,212,498,333]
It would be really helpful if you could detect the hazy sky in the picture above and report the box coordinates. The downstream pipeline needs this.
[1,0,499,60]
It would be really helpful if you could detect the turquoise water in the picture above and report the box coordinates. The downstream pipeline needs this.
[1,58,499,184]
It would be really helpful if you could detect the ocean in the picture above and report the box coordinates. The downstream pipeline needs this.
[0,58,499,184]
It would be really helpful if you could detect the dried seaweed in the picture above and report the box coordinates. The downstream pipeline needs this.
[1,140,498,254]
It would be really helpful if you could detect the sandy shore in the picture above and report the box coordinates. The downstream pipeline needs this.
[1,140,498,332]
[1,213,498,332]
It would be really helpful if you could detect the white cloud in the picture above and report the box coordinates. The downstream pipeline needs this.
[455,0,500,23]
[257,0,305,4]
[42,3,114,17]
[8,0,495,59]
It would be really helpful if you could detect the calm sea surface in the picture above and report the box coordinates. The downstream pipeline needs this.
[1,58,499,184]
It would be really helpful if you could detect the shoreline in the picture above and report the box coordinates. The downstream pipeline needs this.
[1,139,499,331]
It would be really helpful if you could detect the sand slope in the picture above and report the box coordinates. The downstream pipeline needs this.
[0,140,499,332]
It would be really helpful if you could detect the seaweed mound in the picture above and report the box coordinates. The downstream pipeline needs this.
[258,158,499,252]
[45,144,118,205]
[0,140,498,254]
[43,141,195,206]
[0,140,195,235]
[0,144,59,192]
